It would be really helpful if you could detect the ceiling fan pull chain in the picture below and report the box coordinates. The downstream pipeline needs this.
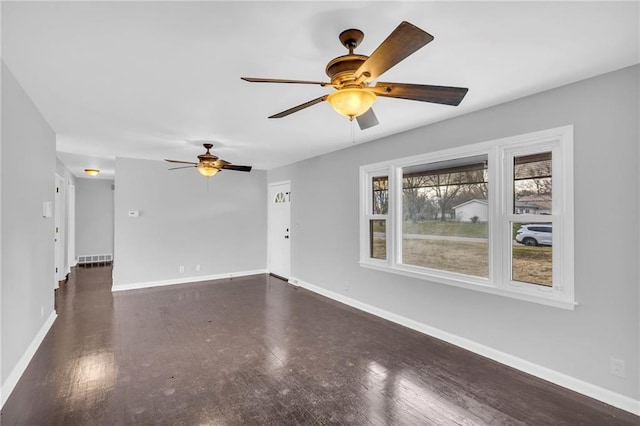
[351,120,356,144]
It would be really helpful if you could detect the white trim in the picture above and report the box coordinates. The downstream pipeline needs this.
[359,168,391,264]
[111,269,267,292]
[289,276,639,415]
[359,261,576,310]
[1,311,57,408]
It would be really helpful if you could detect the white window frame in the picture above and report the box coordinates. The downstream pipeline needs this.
[359,125,575,310]
[360,168,391,266]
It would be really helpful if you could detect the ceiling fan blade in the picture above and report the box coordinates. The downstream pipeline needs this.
[242,77,331,87]
[165,159,198,165]
[221,164,252,172]
[356,108,379,130]
[371,82,468,106]
[355,21,434,83]
[269,95,328,118]
[168,165,196,170]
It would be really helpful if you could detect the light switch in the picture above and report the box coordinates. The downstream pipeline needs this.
[42,201,53,218]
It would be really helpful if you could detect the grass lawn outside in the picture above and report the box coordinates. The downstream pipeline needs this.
[403,239,489,278]
[371,236,552,286]
[403,221,488,238]
[512,245,552,286]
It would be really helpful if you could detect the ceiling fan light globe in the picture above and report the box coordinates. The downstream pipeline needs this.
[196,165,219,178]
[327,88,376,119]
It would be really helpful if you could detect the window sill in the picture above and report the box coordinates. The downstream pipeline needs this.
[359,261,576,310]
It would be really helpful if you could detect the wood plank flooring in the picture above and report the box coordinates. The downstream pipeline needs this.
[1,266,638,425]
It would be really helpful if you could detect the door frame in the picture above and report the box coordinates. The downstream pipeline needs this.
[54,174,65,287]
[267,180,291,280]
[67,181,76,272]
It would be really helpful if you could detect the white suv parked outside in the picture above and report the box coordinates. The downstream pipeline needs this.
[515,224,552,246]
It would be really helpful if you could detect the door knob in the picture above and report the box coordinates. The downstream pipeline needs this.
[284,235,289,239]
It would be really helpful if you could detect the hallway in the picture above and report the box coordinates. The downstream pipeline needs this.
[1,266,637,425]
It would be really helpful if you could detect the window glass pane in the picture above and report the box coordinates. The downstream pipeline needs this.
[514,152,552,215]
[401,156,488,277]
[370,220,386,260]
[512,222,553,286]
[372,176,388,215]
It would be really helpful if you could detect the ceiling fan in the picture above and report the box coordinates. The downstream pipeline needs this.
[242,21,468,130]
[165,144,252,178]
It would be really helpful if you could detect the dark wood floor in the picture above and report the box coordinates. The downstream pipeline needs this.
[2,266,638,425]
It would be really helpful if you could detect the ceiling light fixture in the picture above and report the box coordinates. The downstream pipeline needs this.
[196,164,219,178]
[84,168,100,176]
[326,88,376,120]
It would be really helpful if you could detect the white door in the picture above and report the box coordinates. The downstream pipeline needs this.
[54,174,65,287]
[67,183,76,272]
[268,181,291,279]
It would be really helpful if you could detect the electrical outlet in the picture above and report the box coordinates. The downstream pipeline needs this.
[195,264,201,272]
[610,357,625,377]
[179,266,185,273]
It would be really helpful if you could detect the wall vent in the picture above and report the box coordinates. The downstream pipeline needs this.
[77,254,113,265]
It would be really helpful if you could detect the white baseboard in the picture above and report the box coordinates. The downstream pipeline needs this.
[112,269,268,292]
[1,310,57,408]
[289,276,640,416]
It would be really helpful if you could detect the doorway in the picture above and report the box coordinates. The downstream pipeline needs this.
[67,182,76,273]
[268,181,291,280]
[54,174,65,288]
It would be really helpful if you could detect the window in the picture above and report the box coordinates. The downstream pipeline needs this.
[364,173,389,261]
[510,152,554,287]
[360,126,574,309]
[401,155,489,278]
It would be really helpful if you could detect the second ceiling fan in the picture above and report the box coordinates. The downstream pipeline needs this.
[242,21,468,130]
[165,144,251,178]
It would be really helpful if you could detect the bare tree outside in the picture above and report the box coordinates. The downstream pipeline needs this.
[403,163,488,222]
[372,176,389,215]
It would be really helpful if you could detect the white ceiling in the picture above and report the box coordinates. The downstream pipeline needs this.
[2,1,639,179]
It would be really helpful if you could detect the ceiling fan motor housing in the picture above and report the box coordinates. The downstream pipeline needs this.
[326,28,369,88]
[326,54,368,87]
[197,144,219,166]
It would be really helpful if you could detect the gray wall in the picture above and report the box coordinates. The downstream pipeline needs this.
[1,62,56,386]
[76,178,114,256]
[113,158,267,288]
[269,65,639,399]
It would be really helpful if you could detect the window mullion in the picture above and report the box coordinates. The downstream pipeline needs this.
[390,165,402,268]
[488,145,502,289]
